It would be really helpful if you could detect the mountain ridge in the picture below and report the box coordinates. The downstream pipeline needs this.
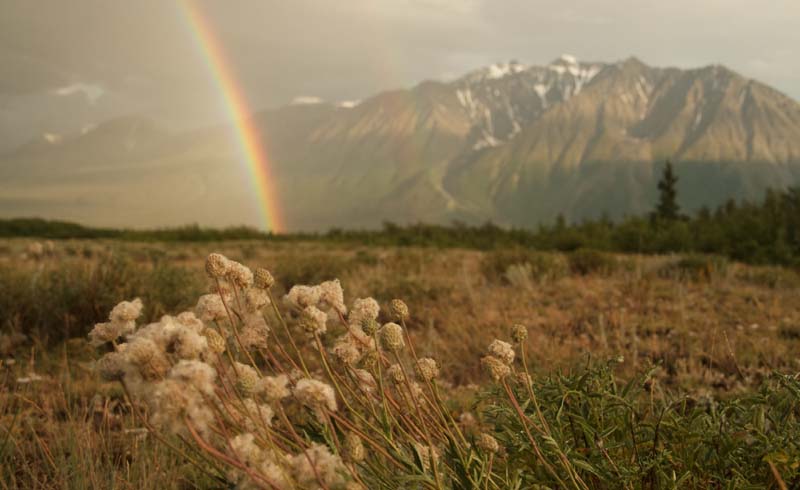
[3,55,800,231]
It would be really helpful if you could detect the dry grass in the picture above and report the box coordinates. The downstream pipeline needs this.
[1,239,799,488]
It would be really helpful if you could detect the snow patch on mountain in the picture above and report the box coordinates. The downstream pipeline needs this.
[337,100,361,109]
[291,96,324,105]
[453,55,607,152]
[43,133,63,144]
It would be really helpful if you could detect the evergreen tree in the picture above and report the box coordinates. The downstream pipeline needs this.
[655,160,680,221]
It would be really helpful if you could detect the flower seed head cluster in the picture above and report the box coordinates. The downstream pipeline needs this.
[415,357,440,381]
[481,355,511,382]
[414,443,440,473]
[240,314,270,350]
[511,323,528,343]
[379,322,405,351]
[348,297,380,327]
[256,374,291,402]
[390,299,409,320]
[488,339,515,365]
[318,279,347,315]
[290,443,346,489]
[169,360,217,395]
[149,379,215,437]
[234,362,260,396]
[294,378,337,419]
[300,305,328,336]
[238,399,275,431]
[202,327,226,354]
[226,260,254,288]
[125,337,169,380]
[284,285,321,309]
[476,433,500,454]
[195,294,228,322]
[88,298,143,346]
[110,298,144,323]
[226,433,291,489]
[205,253,230,278]
[387,364,405,384]
[245,288,271,312]
[253,267,275,289]
[361,318,379,336]
[332,337,362,366]
[352,368,377,394]
[96,351,126,381]
[88,320,135,347]
[345,432,365,462]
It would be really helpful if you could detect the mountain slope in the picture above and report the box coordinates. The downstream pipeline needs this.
[3,56,800,230]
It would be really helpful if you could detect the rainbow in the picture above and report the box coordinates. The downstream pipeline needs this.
[180,1,285,232]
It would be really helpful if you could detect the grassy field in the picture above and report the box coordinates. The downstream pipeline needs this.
[1,238,799,488]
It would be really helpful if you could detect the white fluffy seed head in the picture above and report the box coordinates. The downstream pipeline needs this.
[256,374,291,402]
[226,261,254,289]
[229,432,263,467]
[318,279,347,315]
[348,297,380,327]
[171,327,208,360]
[488,339,515,365]
[351,368,377,394]
[476,433,500,453]
[110,298,144,323]
[300,306,327,336]
[96,352,126,381]
[88,320,134,346]
[284,285,320,310]
[294,378,337,418]
[481,355,511,382]
[240,314,270,350]
[195,294,228,322]
[290,443,346,488]
[168,360,216,396]
[332,337,361,366]
[245,288,271,312]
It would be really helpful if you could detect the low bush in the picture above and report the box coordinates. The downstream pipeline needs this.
[568,249,618,276]
[0,254,204,343]
[659,254,729,281]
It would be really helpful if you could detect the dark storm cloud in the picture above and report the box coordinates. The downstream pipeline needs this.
[1,0,799,130]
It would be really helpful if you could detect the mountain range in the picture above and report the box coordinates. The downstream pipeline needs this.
[3,55,800,231]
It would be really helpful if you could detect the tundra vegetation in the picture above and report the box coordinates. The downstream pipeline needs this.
[0,240,799,489]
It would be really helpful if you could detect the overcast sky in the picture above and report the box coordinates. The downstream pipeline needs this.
[1,0,799,136]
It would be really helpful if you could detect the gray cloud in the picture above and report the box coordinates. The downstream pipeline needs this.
[1,0,799,139]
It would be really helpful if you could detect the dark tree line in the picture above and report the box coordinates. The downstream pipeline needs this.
[2,162,800,266]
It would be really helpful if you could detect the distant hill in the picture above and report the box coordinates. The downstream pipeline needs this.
[3,56,800,231]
